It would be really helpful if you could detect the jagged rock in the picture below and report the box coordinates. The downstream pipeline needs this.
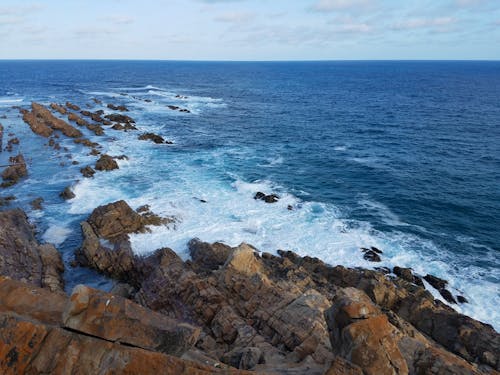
[0,277,247,375]
[87,200,143,240]
[95,154,119,171]
[74,138,99,148]
[30,197,44,210]
[254,192,279,203]
[66,101,80,111]
[107,103,129,111]
[6,137,19,152]
[50,103,67,114]
[63,285,200,355]
[28,103,82,138]
[0,209,64,292]
[361,247,382,262]
[59,186,75,200]
[139,132,165,144]
[1,154,27,187]
[423,274,457,303]
[80,165,95,178]
[393,266,424,287]
[105,113,135,124]
[189,239,233,272]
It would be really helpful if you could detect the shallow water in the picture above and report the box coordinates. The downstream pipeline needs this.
[0,60,499,329]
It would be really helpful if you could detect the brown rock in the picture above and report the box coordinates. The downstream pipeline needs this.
[31,103,82,138]
[107,103,129,111]
[87,200,143,239]
[105,113,135,124]
[30,197,44,210]
[1,154,27,186]
[138,132,165,144]
[50,103,67,114]
[80,165,95,178]
[66,101,80,111]
[95,154,119,171]
[59,186,76,200]
[63,285,200,355]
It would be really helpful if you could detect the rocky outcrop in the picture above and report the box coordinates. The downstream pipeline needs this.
[29,102,82,138]
[0,209,64,292]
[107,103,129,111]
[80,165,96,177]
[50,103,67,114]
[66,101,80,111]
[1,154,27,187]
[78,233,499,374]
[95,154,119,171]
[76,200,171,281]
[138,132,172,144]
[0,277,247,375]
[105,113,135,124]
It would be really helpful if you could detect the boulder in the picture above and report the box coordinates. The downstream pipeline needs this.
[105,113,135,124]
[66,101,80,111]
[59,186,76,200]
[87,200,143,239]
[95,154,119,171]
[50,103,67,114]
[138,132,165,144]
[254,192,279,203]
[1,154,27,186]
[30,197,44,210]
[80,165,95,178]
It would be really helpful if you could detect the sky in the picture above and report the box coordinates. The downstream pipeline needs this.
[0,0,499,60]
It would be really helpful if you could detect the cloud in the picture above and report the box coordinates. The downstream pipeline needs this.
[74,26,120,38]
[391,17,456,31]
[312,0,373,12]
[102,15,135,25]
[214,11,255,23]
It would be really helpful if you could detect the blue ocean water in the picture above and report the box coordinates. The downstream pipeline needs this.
[0,60,499,329]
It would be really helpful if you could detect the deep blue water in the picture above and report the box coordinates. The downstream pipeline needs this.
[0,60,499,328]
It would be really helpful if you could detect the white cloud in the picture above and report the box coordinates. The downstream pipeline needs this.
[103,15,135,25]
[214,11,255,23]
[312,0,373,12]
[392,17,456,31]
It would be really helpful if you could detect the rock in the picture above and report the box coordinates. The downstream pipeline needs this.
[0,278,247,375]
[107,103,129,111]
[30,103,82,138]
[5,137,20,152]
[59,186,76,200]
[95,154,119,171]
[361,247,381,262]
[30,197,44,210]
[66,101,80,111]
[0,209,64,292]
[254,191,279,203]
[189,238,233,272]
[63,285,200,355]
[50,103,67,114]
[1,154,27,187]
[0,123,3,151]
[457,295,468,303]
[168,105,180,110]
[87,200,144,240]
[424,274,448,290]
[80,165,95,178]
[393,266,424,287]
[0,195,15,206]
[139,132,165,144]
[92,97,102,104]
[105,113,135,124]
[74,138,99,148]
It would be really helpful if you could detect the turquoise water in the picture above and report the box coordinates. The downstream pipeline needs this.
[0,60,499,329]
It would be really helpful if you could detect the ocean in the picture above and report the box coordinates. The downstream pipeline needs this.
[0,60,499,329]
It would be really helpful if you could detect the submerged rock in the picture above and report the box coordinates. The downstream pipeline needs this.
[65,101,80,111]
[107,103,129,111]
[59,186,76,200]
[80,165,96,178]
[30,197,44,210]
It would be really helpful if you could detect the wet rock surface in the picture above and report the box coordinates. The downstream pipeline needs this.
[95,154,119,171]
[254,191,280,203]
[1,154,27,187]
[138,132,168,144]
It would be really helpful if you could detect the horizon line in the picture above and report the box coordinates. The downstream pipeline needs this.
[0,58,499,63]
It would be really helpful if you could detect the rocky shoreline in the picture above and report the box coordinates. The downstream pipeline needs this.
[0,100,499,374]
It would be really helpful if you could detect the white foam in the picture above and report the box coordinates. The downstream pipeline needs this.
[42,224,72,246]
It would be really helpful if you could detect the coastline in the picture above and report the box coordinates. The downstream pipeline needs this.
[0,99,499,373]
